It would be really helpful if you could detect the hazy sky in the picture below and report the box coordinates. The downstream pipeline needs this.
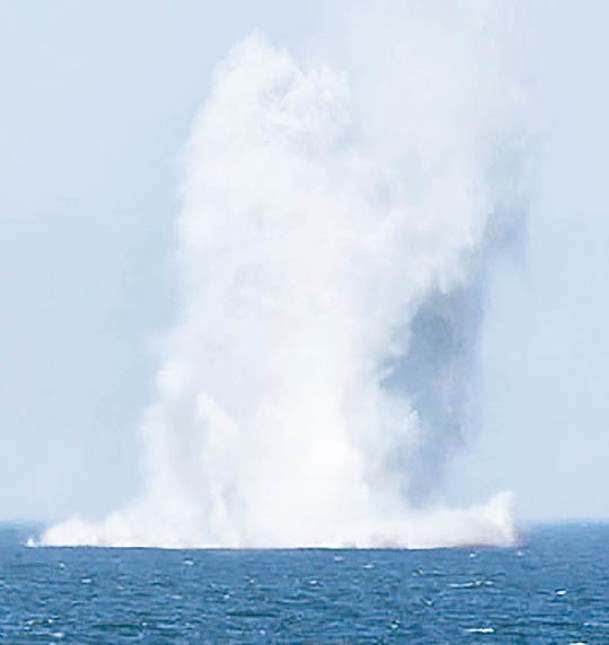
[1,1,607,523]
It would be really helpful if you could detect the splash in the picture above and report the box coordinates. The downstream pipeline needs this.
[42,2,528,548]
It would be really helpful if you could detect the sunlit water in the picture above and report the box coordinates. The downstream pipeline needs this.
[1,524,607,642]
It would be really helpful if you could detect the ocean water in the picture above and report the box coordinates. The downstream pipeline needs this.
[1,524,607,643]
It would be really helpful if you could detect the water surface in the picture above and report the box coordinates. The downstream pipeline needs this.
[1,524,607,642]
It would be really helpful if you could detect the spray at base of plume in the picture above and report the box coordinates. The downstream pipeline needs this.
[41,492,516,549]
[41,2,528,549]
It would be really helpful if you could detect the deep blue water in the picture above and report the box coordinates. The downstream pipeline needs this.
[0,524,608,643]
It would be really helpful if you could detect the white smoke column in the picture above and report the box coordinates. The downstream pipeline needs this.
[43,1,528,548]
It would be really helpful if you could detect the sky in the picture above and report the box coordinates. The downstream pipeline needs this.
[0,1,608,524]
[455,1,609,521]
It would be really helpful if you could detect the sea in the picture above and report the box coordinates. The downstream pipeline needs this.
[0,523,607,643]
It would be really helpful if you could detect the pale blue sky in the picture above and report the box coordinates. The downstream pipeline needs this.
[1,1,608,522]
[460,1,609,521]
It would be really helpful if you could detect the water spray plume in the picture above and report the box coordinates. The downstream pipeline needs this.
[42,1,528,548]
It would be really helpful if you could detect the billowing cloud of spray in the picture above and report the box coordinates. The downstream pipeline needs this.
[42,1,528,548]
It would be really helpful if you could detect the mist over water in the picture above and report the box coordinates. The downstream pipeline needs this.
[43,1,528,548]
